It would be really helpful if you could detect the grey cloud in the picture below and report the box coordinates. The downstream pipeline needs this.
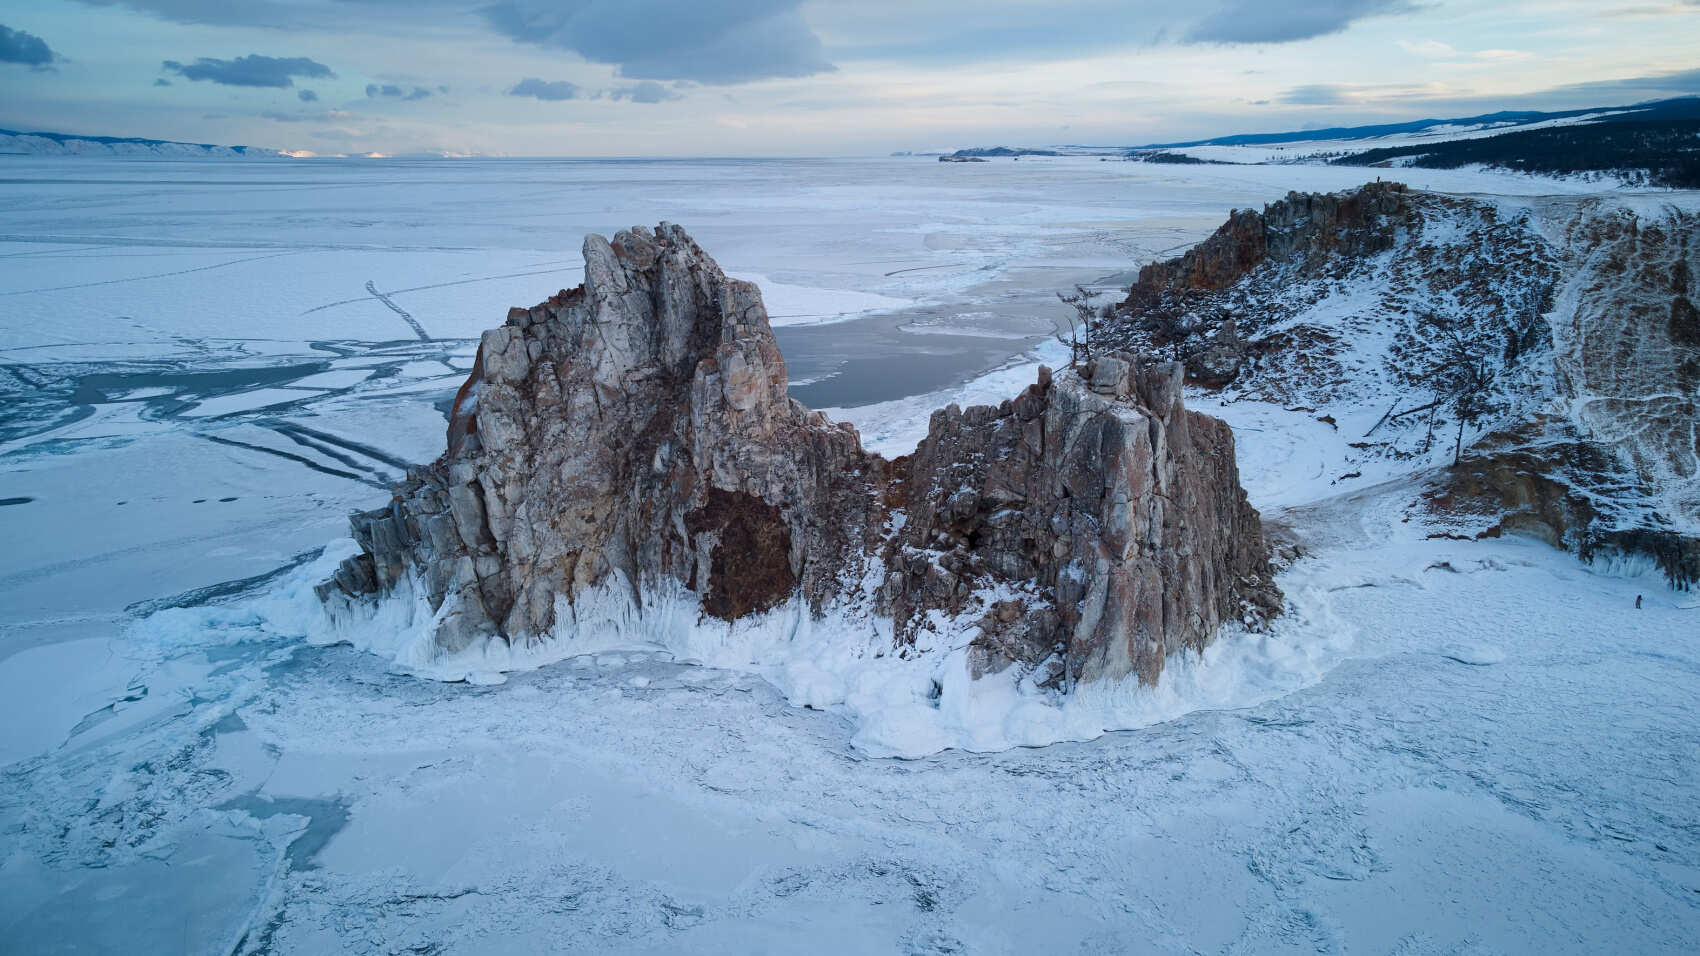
[366,83,432,100]
[1598,1,1700,16]
[480,0,833,84]
[67,1,1436,87]
[154,78,171,86]
[815,1,1422,67]
[610,80,677,103]
[259,108,357,123]
[1545,67,1700,99]
[1187,0,1418,44]
[1275,68,1700,113]
[162,55,335,88]
[298,88,318,102]
[0,23,58,68]
[1279,84,1353,105]
[507,77,581,101]
[70,0,326,29]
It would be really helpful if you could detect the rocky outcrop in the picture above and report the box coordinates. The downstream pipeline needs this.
[1100,180,1700,588]
[1124,181,1410,301]
[886,354,1279,685]
[1109,182,1416,389]
[321,224,881,655]
[1430,435,1699,587]
[318,223,1280,686]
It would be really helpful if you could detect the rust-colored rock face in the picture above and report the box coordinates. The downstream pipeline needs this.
[1124,181,1409,303]
[1112,182,1415,389]
[683,489,797,621]
[318,224,1280,686]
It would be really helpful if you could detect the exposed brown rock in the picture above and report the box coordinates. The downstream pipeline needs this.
[883,354,1278,685]
[683,489,797,621]
[1124,181,1409,302]
[1107,182,1416,390]
[318,223,1280,686]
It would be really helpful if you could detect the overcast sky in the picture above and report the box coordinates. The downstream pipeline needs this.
[2,0,1698,156]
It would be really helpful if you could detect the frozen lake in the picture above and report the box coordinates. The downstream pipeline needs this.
[3,156,1697,954]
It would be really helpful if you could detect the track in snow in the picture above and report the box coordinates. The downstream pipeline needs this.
[364,280,430,341]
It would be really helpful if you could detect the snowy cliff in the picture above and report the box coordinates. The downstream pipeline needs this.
[1103,182,1700,585]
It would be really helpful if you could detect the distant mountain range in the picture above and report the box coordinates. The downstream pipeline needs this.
[1133,98,1699,150]
[0,128,289,159]
[943,96,1700,187]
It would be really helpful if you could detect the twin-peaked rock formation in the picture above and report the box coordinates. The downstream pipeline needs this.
[319,224,1279,687]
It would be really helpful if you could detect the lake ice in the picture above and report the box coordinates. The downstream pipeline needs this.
[2,155,1696,954]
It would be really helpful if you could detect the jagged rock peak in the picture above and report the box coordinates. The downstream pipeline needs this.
[318,224,1280,687]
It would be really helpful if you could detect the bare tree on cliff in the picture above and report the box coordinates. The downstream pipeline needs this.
[1428,316,1498,462]
[1056,286,1099,369]
[1500,284,1553,367]
[1144,309,1199,362]
[1441,345,1497,463]
[1382,311,1501,462]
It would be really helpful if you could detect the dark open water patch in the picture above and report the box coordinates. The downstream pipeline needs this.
[217,794,351,870]
[778,307,1054,409]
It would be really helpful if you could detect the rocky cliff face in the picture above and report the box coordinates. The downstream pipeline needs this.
[321,225,881,655]
[1438,202,1700,585]
[1125,181,1410,300]
[1103,181,1700,587]
[1112,183,1437,390]
[318,224,1280,686]
[886,356,1277,685]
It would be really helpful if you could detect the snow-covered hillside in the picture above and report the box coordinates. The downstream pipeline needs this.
[0,129,288,159]
[1132,109,1638,166]
[1101,182,1700,584]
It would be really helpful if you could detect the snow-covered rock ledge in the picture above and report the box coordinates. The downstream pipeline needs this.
[315,223,1282,731]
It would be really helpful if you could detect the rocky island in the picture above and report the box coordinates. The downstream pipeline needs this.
[318,224,1280,688]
